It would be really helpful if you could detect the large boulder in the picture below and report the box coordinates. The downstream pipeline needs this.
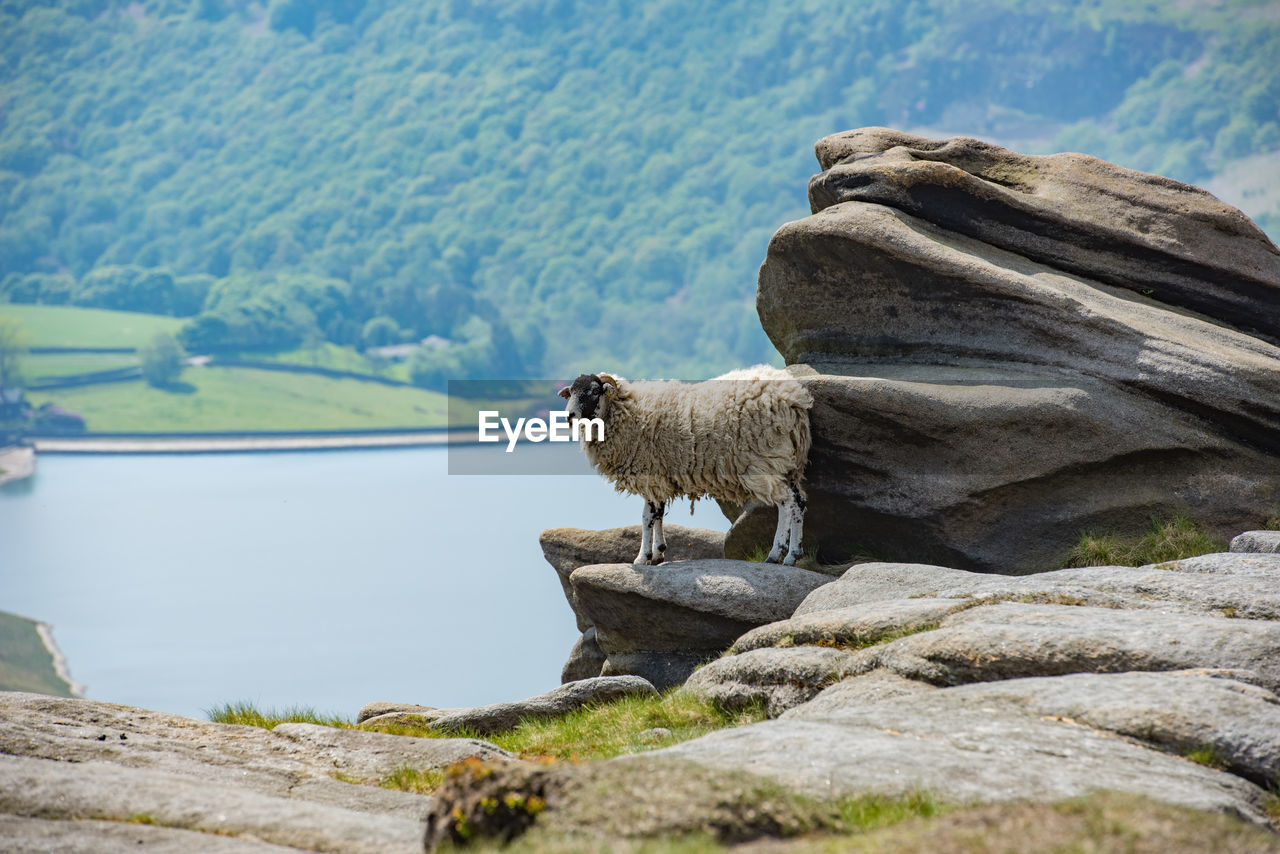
[568,559,832,689]
[733,127,1280,572]
[540,525,725,632]
[541,526,727,682]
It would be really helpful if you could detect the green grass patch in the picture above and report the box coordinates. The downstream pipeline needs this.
[0,304,182,349]
[374,689,768,765]
[1062,515,1226,568]
[256,343,413,383]
[26,352,139,380]
[205,700,353,730]
[213,691,768,799]
[1266,788,1280,824]
[0,611,75,697]
[1182,743,1230,771]
[495,690,765,761]
[381,765,447,794]
[27,366,449,431]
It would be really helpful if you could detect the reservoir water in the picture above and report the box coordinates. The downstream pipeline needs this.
[0,445,728,720]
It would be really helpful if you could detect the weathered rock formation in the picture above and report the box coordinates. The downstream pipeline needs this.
[558,557,832,689]
[0,692,505,853]
[729,128,1280,572]
[423,541,1280,847]
[540,525,725,632]
[672,550,1280,827]
[540,526,835,688]
[541,526,726,683]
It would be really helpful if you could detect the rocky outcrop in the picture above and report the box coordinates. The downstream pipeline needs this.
[731,127,1280,572]
[567,559,833,688]
[693,553,1280,717]
[643,551,1280,835]
[358,676,656,736]
[792,553,1280,620]
[540,525,725,632]
[0,691,505,853]
[1231,530,1280,553]
[540,525,727,680]
[684,646,859,717]
[661,677,1276,825]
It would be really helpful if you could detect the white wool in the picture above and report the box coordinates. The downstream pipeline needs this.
[582,364,812,507]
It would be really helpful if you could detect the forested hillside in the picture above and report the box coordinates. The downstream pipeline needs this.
[3,0,1278,382]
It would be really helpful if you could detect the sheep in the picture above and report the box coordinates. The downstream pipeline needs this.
[558,364,813,566]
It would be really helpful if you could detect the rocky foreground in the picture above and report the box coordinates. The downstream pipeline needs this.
[4,526,1279,852]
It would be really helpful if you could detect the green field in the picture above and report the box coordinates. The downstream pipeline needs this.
[256,343,413,384]
[0,611,75,698]
[26,352,140,380]
[28,366,451,432]
[0,304,183,349]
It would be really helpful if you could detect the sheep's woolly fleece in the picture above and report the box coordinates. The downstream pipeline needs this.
[582,364,813,506]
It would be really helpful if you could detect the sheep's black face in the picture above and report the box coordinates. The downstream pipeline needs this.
[559,373,606,422]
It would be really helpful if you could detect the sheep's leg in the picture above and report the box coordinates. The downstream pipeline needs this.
[765,496,793,564]
[783,482,806,566]
[635,500,659,565]
[652,502,667,565]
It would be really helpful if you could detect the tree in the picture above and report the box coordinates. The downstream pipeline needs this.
[139,333,186,388]
[0,318,27,389]
[361,315,400,349]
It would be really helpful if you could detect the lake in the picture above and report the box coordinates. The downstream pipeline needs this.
[0,444,728,720]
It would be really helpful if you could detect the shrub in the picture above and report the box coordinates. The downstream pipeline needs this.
[139,332,186,388]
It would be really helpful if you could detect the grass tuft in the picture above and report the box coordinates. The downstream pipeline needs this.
[205,700,352,730]
[1183,743,1230,771]
[382,765,446,794]
[487,689,765,762]
[1266,787,1280,824]
[1062,515,1225,568]
[367,688,768,770]
[831,791,943,831]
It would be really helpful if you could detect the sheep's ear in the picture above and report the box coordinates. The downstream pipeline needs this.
[557,387,572,399]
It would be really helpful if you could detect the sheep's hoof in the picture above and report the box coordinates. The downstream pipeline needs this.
[634,554,653,565]
[651,554,665,565]
[764,554,782,565]
[782,554,798,566]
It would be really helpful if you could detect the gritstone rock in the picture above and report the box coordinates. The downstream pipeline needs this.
[568,559,832,688]
[730,127,1280,571]
[0,692,506,854]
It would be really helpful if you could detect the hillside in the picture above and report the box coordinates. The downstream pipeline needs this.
[2,0,1278,382]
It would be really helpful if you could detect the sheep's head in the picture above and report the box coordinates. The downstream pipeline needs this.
[558,373,618,422]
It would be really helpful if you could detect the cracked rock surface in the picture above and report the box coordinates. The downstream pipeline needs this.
[0,692,505,853]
